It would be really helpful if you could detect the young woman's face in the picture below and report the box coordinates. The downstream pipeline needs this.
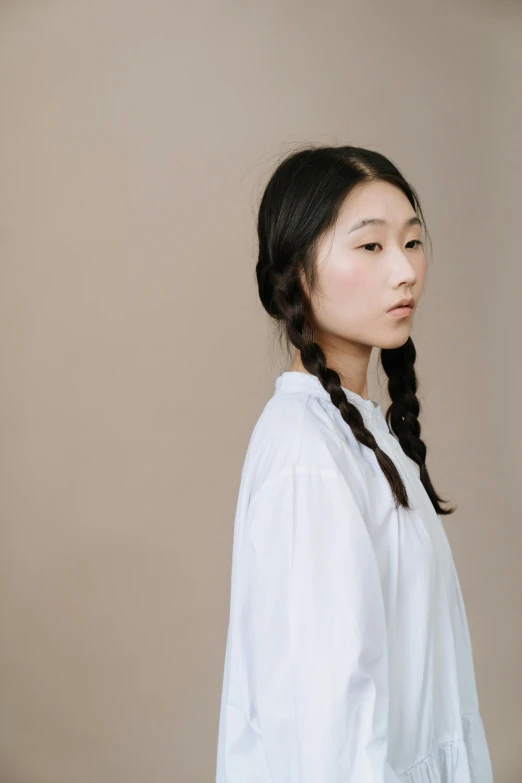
[305,180,427,351]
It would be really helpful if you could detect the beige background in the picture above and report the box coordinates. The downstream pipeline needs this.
[0,0,520,781]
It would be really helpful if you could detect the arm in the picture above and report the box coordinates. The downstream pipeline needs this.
[241,467,401,783]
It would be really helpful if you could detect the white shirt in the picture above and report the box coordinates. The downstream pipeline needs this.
[215,370,494,783]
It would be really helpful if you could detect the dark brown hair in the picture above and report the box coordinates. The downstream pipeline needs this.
[255,144,455,515]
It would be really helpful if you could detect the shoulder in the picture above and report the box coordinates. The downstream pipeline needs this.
[241,389,366,502]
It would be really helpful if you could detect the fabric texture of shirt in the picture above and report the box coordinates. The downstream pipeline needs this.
[215,370,494,782]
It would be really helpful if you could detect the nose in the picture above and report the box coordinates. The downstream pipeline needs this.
[391,248,417,285]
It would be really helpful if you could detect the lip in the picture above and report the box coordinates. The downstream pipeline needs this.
[387,305,414,317]
[387,298,415,312]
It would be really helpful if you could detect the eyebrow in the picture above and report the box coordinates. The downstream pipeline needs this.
[347,216,422,234]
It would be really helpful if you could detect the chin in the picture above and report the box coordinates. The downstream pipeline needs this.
[375,330,412,350]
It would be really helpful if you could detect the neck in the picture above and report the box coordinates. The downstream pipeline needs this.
[287,348,371,401]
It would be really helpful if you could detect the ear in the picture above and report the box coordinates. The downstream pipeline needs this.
[297,267,311,301]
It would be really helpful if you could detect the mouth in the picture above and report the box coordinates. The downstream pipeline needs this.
[387,298,415,313]
[387,304,414,317]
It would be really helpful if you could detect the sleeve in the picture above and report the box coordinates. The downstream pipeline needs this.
[447,561,494,783]
[241,466,402,783]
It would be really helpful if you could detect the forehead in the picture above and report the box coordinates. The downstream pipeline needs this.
[336,180,416,229]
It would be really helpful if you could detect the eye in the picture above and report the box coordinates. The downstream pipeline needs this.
[360,239,424,252]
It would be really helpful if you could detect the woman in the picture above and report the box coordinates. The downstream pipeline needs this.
[215,145,494,782]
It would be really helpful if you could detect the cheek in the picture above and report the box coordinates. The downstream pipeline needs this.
[326,261,374,309]
[417,257,427,287]
[317,261,376,326]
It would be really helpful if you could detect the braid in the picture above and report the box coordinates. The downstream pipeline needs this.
[274,274,412,511]
[380,338,456,516]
